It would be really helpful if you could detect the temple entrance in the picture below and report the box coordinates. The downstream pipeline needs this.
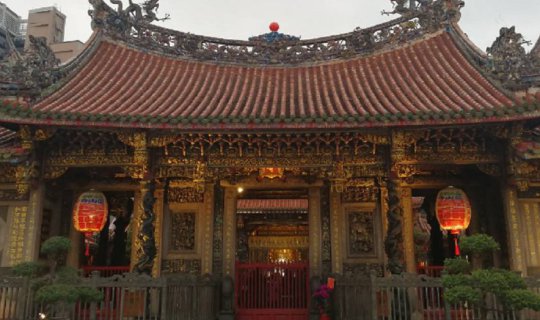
[235,188,310,320]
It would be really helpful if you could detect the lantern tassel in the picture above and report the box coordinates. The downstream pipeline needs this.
[85,242,90,257]
[454,236,460,256]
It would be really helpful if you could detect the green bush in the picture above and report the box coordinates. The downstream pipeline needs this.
[444,258,471,275]
[472,269,525,295]
[36,284,79,304]
[503,289,540,311]
[12,261,45,278]
[442,234,540,318]
[445,285,482,305]
[40,236,71,257]
[16,237,103,311]
[442,273,471,288]
[460,234,500,257]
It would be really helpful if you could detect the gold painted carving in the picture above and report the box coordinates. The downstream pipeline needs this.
[346,211,375,257]
[117,131,148,169]
[15,162,39,195]
[343,186,378,203]
[330,190,343,273]
[0,189,26,201]
[8,206,28,265]
[168,187,204,203]
[152,187,164,277]
[34,128,56,141]
[122,166,146,179]
[207,154,334,168]
[0,165,16,183]
[506,189,524,271]
[248,236,309,249]
[43,166,68,180]
[47,153,133,167]
[476,164,502,177]
[19,125,33,151]
[329,162,351,193]
[152,132,386,159]
[169,211,196,251]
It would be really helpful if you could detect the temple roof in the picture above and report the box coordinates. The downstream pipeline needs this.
[0,0,539,131]
[0,127,24,163]
[533,36,540,58]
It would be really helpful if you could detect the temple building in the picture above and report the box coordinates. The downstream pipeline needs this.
[0,0,539,318]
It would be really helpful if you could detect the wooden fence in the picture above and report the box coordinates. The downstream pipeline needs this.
[0,272,220,320]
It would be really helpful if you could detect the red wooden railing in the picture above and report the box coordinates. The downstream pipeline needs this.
[235,262,309,320]
[82,266,130,277]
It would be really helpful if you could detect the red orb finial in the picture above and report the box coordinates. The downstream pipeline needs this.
[269,22,279,32]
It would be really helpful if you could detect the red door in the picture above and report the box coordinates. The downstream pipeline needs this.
[235,262,310,320]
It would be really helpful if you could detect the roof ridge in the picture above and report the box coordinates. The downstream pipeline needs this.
[87,0,462,66]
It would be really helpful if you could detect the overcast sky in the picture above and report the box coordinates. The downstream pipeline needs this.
[5,0,540,52]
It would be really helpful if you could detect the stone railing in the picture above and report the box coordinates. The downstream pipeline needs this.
[0,272,220,320]
[334,273,540,320]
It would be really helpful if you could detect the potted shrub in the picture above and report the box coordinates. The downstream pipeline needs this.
[442,234,540,319]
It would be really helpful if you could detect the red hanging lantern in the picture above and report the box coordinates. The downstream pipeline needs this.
[435,186,471,256]
[73,191,108,256]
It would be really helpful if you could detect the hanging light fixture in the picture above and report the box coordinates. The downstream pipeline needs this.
[435,186,471,256]
[73,191,108,256]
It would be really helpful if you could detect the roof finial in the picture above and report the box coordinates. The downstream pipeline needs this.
[269,22,279,33]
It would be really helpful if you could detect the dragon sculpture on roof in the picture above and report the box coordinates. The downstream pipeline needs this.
[89,0,169,36]
[383,0,464,21]
[485,26,540,88]
[0,35,62,96]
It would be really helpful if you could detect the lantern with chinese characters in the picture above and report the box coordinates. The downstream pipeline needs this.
[73,191,108,256]
[435,186,471,256]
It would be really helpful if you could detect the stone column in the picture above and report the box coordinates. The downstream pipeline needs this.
[152,184,165,277]
[379,184,389,274]
[222,187,237,277]
[329,187,343,274]
[399,186,415,273]
[201,183,215,275]
[25,183,45,262]
[67,223,81,268]
[308,187,322,277]
[503,187,525,273]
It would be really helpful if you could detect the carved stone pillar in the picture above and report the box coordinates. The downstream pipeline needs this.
[130,188,143,271]
[384,179,405,274]
[134,181,157,274]
[399,186,415,273]
[308,187,322,277]
[503,187,525,273]
[201,183,215,275]
[152,184,165,277]
[329,186,343,274]
[222,187,237,277]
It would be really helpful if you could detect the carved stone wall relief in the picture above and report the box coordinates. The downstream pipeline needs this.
[169,211,196,252]
[346,211,376,257]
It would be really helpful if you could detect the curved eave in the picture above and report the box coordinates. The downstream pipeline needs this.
[1,101,540,132]
[0,28,529,131]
